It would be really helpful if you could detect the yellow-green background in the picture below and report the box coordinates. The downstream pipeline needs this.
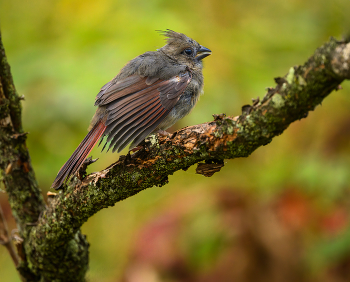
[1,0,350,281]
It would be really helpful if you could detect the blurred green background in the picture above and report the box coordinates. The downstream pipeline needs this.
[1,0,350,281]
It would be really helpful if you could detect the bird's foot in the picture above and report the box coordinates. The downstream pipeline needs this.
[78,156,98,180]
[121,151,132,168]
[130,145,143,152]
[157,129,172,137]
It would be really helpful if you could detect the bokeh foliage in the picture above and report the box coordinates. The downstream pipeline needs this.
[1,0,350,281]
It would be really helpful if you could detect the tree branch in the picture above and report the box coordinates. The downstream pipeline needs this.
[26,37,350,280]
[0,32,89,281]
[0,31,46,281]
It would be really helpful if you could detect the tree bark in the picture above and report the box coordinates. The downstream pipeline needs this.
[1,33,350,281]
[0,32,89,281]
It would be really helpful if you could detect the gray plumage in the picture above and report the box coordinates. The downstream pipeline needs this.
[92,30,211,153]
[51,30,211,189]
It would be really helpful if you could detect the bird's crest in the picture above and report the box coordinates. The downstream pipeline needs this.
[157,29,194,45]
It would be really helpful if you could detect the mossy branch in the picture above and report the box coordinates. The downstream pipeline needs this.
[26,37,350,280]
[0,31,46,281]
[1,33,350,281]
[0,32,89,281]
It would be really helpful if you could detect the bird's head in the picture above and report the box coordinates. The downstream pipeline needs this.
[158,30,211,69]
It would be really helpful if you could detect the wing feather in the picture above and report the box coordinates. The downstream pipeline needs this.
[113,108,168,153]
[96,71,191,152]
[105,98,160,144]
[108,103,164,152]
[95,75,142,104]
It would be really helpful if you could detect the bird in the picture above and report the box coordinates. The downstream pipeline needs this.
[51,30,211,189]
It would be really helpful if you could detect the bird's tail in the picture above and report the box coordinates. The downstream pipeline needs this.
[51,121,107,189]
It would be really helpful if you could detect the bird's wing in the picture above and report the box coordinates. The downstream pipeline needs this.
[94,72,191,153]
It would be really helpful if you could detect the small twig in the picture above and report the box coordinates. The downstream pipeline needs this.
[0,205,26,281]
[0,203,19,266]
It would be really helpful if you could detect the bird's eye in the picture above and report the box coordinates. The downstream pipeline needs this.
[183,48,193,56]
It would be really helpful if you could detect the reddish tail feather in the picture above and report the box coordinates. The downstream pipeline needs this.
[51,121,107,189]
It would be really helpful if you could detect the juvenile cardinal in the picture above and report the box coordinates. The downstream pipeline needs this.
[51,30,211,189]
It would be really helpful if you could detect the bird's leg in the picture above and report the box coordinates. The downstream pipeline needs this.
[130,139,148,154]
[124,151,132,166]
[120,151,131,171]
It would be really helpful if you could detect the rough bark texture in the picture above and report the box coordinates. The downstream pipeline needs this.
[0,32,88,281]
[1,33,350,281]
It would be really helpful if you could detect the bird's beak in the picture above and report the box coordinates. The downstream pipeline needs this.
[196,46,211,60]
